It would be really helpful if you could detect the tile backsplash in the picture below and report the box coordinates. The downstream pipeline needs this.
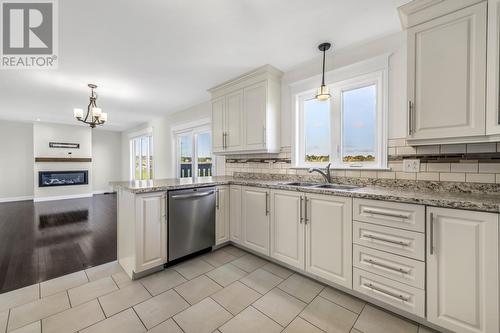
[224,139,500,184]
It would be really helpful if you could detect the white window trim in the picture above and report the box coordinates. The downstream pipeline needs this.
[171,118,215,178]
[292,54,389,170]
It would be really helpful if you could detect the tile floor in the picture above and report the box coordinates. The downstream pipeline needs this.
[0,245,440,333]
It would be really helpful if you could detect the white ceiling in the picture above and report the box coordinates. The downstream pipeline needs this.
[0,0,408,131]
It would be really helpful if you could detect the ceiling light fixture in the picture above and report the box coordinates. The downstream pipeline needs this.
[316,42,332,101]
[73,84,108,128]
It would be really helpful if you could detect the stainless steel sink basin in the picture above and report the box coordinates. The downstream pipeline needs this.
[280,182,322,187]
[314,184,362,190]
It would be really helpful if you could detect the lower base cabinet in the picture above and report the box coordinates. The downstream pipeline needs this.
[229,185,242,244]
[215,186,230,245]
[270,190,352,288]
[426,207,499,333]
[241,186,270,255]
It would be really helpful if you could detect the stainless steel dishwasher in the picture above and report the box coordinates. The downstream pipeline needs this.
[168,186,215,261]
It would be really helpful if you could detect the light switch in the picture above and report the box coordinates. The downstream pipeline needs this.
[403,159,420,173]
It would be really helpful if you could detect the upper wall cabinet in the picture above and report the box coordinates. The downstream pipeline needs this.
[208,65,282,154]
[487,0,500,135]
[401,0,487,145]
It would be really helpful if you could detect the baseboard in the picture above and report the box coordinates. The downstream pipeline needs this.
[92,190,115,195]
[0,195,34,203]
[33,193,93,202]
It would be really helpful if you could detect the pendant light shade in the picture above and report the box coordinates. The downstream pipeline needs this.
[316,42,332,101]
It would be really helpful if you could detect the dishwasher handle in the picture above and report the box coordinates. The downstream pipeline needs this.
[171,191,215,200]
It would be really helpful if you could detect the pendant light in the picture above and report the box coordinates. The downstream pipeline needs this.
[316,42,331,101]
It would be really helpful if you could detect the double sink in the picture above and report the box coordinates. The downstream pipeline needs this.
[280,182,362,191]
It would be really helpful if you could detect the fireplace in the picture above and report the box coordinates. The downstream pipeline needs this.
[38,170,88,187]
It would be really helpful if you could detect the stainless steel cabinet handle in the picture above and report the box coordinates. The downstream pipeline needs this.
[262,126,266,144]
[363,208,410,219]
[216,189,220,210]
[363,233,410,247]
[265,192,269,216]
[161,195,167,222]
[363,283,410,302]
[171,191,214,200]
[299,196,304,224]
[430,212,435,255]
[304,197,309,224]
[362,259,410,274]
[408,101,413,136]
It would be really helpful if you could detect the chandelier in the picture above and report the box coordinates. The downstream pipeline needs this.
[73,84,108,128]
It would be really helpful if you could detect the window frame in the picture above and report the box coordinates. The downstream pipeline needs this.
[129,134,154,181]
[294,69,388,170]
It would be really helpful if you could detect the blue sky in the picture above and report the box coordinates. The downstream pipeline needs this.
[180,132,212,159]
[304,84,376,157]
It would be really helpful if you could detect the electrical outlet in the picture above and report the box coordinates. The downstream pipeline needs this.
[403,159,420,173]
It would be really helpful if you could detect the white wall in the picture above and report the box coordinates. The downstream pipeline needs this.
[33,123,92,158]
[0,121,34,201]
[92,129,122,193]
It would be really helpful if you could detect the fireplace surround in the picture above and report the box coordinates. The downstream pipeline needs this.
[38,170,89,187]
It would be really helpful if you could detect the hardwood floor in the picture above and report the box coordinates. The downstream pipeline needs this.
[0,194,117,294]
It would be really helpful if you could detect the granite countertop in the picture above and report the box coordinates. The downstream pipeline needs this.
[111,176,500,213]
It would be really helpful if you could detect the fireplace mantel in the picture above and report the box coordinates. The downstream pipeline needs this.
[35,157,92,163]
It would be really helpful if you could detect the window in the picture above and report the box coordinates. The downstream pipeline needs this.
[296,70,386,169]
[130,135,153,180]
[175,126,213,178]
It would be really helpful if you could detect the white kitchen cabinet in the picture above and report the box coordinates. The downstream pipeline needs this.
[487,0,500,135]
[135,192,168,273]
[305,193,352,289]
[427,207,499,333]
[241,186,270,256]
[229,185,242,244]
[405,1,487,143]
[215,186,230,245]
[208,65,282,154]
[212,97,225,153]
[270,190,305,270]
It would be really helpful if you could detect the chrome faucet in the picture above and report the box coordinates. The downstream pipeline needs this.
[308,163,332,183]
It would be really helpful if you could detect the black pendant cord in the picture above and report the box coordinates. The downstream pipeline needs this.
[321,48,326,86]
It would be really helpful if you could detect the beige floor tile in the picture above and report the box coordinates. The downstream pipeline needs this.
[139,269,186,296]
[40,271,88,298]
[173,259,214,280]
[42,299,105,333]
[147,318,183,333]
[173,297,232,333]
[206,263,247,287]
[133,289,189,329]
[174,275,222,305]
[231,254,268,273]
[418,325,439,333]
[0,310,9,333]
[261,262,293,279]
[278,274,323,303]
[220,246,247,258]
[300,296,357,333]
[85,261,125,281]
[354,305,418,333]
[319,287,365,314]
[68,276,118,306]
[80,308,146,333]
[200,250,237,267]
[282,317,324,333]
[211,281,261,315]
[253,288,306,326]
[111,271,134,289]
[219,306,282,333]
[240,269,283,294]
[350,329,362,333]
[98,283,151,317]
[9,321,41,333]
[0,284,39,313]
[8,291,69,331]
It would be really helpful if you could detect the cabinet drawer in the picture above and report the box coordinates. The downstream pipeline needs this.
[353,245,425,289]
[353,221,425,261]
[353,199,425,232]
[353,268,425,317]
